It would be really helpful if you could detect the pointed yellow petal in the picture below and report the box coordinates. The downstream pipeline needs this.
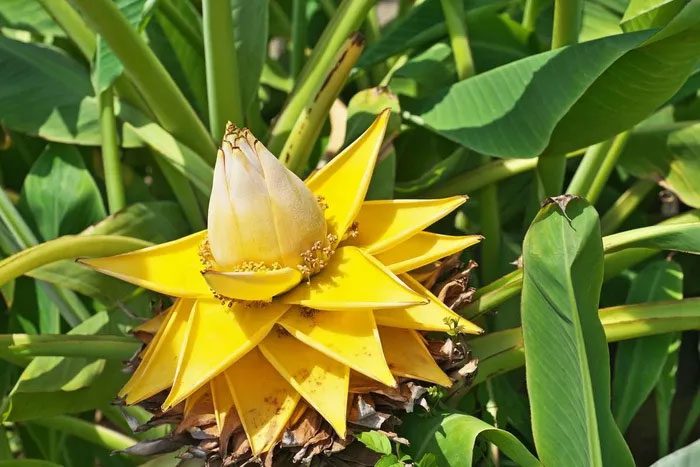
[259,329,350,437]
[305,109,390,239]
[378,327,452,387]
[211,375,235,433]
[223,348,300,455]
[280,307,396,387]
[280,246,426,310]
[203,268,302,301]
[374,274,483,334]
[163,300,289,409]
[79,231,210,298]
[133,309,168,334]
[347,197,467,254]
[120,299,195,404]
[375,232,483,274]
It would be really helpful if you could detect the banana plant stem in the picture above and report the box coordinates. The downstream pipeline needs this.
[469,298,700,386]
[551,0,583,49]
[268,0,374,155]
[589,132,631,202]
[422,151,583,198]
[203,0,244,137]
[99,87,126,214]
[29,416,137,453]
[440,0,475,80]
[600,179,656,235]
[70,0,215,162]
[0,235,151,287]
[280,34,365,174]
[291,0,308,79]
[461,209,700,319]
[535,0,583,198]
[0,334,139,359]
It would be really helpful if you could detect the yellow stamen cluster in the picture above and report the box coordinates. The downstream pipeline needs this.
[198,238,214,273]
[298,233,338,277]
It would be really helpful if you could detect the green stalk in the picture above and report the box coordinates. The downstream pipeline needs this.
[203,0,244,137]
[0,191,92,324]
[364,4,387,85]
[154,156,206,230]
[99,87,126,214]
[0,191,37,249]
[268,0,375,154]
[0,334,138,359]
[37,0,95,58]
[440,0,475,80]
[535,0,583,198]
[439,0,499,282]
[460,209,700,319]
[602,222,699,253]
[567,139,614,196]
[470,298,700,386]
[69,0,215,162]
[421,151,584,198]
[586,132,631,203]
[0,235,151,287]
[535,149,568,199]
[280,34,365,174]
[290,0,308,79]
[39,0,150,116]
[522,0,546,30]
[29,416,137,453]
[551,0,583,49]
[600,179,656,235]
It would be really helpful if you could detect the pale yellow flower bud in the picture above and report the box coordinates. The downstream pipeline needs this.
[207,126,327,271]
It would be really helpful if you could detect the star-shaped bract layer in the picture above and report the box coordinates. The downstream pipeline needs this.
[80,110,483,455]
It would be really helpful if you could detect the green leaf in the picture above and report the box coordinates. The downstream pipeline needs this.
[651,439,700,466]
[152,0,208,116]
[374,455,401,467]
[358,0,513,69]
[619,123,700,208]
[93,0,154,93]
[29,201,188,306]
[521,198,632,466]
[612,260,684,432]
[232,0,269,115]
[621,0,691,32]
[119,104,213,195]
[580,1,623,42]
[20,144,106,240]
[357,431,392,455]
[655,337,681,456]
[0,37,140,147]
[389,43,456,98]
[401,412,541,466]
[3,311,131,421]
[0,0,65,37]
[411,26,700,158]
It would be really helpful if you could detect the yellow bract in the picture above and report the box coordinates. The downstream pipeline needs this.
[280,246,426,310]
[79,231,210,298]
[305,109,390,240]
[348,196,467,254]
[80,111,483,456]
[203,267,302,301]
[377,231,484,274]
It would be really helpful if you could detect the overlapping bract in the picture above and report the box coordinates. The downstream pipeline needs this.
[81,110,483,455]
